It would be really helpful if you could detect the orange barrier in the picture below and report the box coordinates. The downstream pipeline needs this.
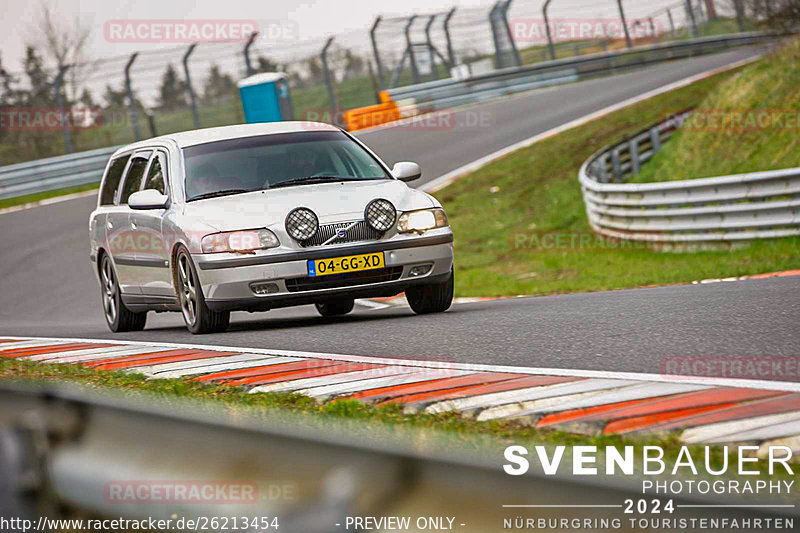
[343,101,400,131]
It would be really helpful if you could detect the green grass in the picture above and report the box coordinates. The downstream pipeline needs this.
[435,60,800,298]
[2,357,797,483]
[0,183,98,210]
[635,37,800,182]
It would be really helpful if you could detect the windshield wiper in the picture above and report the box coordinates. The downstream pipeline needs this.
[187,189,253,202]
[269,176,369,189]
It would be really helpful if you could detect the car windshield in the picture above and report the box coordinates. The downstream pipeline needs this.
[183,131,390,201]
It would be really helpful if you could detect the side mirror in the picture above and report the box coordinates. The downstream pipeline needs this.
[392,161,422,182]
[129,189,169,210]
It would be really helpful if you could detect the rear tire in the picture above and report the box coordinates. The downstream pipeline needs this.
[99,254,147,332]
[175,248,230,334]
[406,269,454,315]
[315,298,355,317]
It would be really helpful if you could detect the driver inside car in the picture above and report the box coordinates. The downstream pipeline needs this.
[189,162,226,198]
[284,145,320,179]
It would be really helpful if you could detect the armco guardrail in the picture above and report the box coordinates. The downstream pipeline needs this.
[579,111,800,242]
[0,145,121,200]
[0,383,794,532]
[351,32,784,131]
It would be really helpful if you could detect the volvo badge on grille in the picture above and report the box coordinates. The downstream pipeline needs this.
[337,229,347,238]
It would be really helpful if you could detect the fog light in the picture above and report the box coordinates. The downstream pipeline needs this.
[250,282,279,295]
[408,264,433,277]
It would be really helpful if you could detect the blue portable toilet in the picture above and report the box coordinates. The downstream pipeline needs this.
[238,72,294,123]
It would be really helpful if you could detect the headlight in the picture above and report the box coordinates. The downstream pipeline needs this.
[397,208,448,234]
[201,229,279,253]
[285,207,319,242]
[365,199,396,232]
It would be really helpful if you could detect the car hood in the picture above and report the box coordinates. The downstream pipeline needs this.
[182,179,437,232]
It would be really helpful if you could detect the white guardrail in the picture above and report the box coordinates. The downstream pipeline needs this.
[0,145,121,200]
[579,111,800,242]
[382,32,782,116]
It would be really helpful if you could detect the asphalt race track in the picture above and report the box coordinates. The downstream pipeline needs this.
[2,46,798,380]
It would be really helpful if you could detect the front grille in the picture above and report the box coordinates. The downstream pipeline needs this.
[285,266,403,292]
[301,220,383,247]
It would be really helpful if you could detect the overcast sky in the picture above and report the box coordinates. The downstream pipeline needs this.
[0,0,693,73]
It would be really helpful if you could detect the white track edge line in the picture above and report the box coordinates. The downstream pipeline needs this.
[0,189,98,216]
[4,335,800,393]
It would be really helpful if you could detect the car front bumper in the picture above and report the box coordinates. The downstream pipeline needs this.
[193,231,454,312]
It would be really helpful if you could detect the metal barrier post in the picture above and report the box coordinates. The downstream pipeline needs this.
[405,16,420,84]
[321,37,339,127]
[243,32,258,76]
[543,0,556,61]
[502,0,523,67]
[370,17,386,91]
[182,43,200,129]
[424,14,440,78]
[616,0,633,49]
[489,2,504,68]
[734,0,745,32]
[124,53,141,141]
[685,0,699,38]
[667,9,676,38]
[54,65,73,154]
[443,8,457,69]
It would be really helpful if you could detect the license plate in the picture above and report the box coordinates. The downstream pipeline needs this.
[307,252,385,277]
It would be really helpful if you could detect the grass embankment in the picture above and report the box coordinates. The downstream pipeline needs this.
[635,36,800,181]
[437,45,800,298]
[2,358,797,484]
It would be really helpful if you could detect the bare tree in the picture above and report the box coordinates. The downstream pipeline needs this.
[28,2,92,102]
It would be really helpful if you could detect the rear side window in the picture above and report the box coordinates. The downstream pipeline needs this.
[99,155,131,205]
[119,156,150,204]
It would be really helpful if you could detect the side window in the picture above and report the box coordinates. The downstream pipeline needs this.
[100,154,131,205]
[119,155,150,205]
[143,152,167,195]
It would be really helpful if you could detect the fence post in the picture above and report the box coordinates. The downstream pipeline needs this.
[370,17,386,91]
[182,43,200,129]
[124,53,141,141]
[685,0,699,38]
[443,8,457,68]
[243,32,258,76]
[489,2,504,68]
[648,17,657,42]
[424,14,440,79]
[667,9,676,38]
[543,0,556,61]
[53,65,73,154]
[733,0,745,32]
[321,37,339,127]
[616,0,633,49]
[502,0,523,67]
[404,16,420,84]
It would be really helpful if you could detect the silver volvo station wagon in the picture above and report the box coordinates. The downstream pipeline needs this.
[89,122,455,334]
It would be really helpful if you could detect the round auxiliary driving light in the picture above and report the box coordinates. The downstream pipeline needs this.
[365,199,396,232]
[285,207,319,242]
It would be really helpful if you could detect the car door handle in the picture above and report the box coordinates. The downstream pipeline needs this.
[131,221,137,229]
[106,220,113,229]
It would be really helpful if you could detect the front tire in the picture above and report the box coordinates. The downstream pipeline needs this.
[99,254,147,332]
[315,298,355,317]
[406,269,454,315]
[175,248,230,334]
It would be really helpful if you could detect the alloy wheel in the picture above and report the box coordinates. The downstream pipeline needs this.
[177,253,198,326]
